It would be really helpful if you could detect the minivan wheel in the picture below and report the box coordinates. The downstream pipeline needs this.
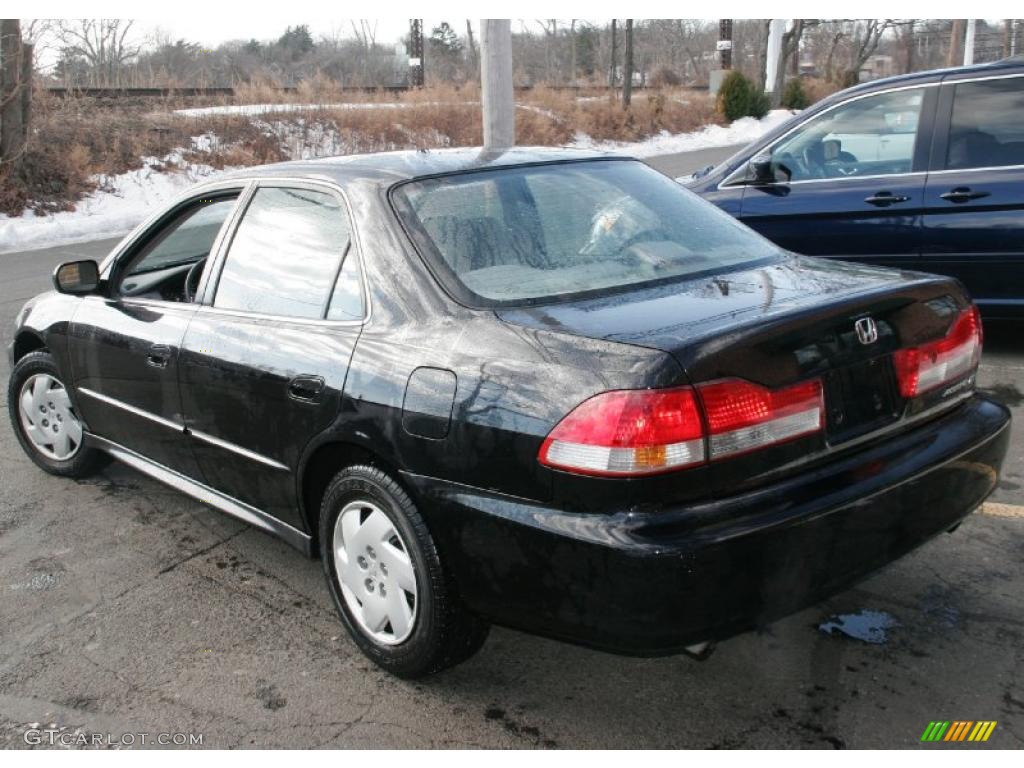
[8,350,106,478]
[319,465,489,678]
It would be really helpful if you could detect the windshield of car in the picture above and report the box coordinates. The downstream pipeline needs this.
[391,159,782,306]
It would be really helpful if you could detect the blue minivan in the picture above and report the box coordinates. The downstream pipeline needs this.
[687,58,1024,318]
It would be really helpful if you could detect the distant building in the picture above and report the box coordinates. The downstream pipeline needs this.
[860,54,895,81]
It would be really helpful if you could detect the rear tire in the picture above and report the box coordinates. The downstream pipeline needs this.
[8,350,106,478]
[319,464,489,678]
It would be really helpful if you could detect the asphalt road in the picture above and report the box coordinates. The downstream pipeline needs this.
[1,148,1023,749]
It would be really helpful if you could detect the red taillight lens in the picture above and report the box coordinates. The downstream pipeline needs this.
[539,377,826,476]
[697,378,824,459]
[539,387,704,476]
[893,306,982,398]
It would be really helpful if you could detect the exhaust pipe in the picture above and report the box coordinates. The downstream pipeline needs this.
[683,641,715,661]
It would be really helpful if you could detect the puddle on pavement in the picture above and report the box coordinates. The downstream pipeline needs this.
[818,609,899,644]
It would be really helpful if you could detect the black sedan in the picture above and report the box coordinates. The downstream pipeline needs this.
[7,148,1010,678]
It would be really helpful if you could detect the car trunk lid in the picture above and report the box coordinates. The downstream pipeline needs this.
[497,255,976,493]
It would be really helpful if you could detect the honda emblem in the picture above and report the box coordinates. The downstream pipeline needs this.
[855,317,879,345]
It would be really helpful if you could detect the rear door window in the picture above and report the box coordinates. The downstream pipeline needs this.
[213,186,354,320]
[945,76,1024,170]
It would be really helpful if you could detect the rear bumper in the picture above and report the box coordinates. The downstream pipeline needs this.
[405,395,1011,656]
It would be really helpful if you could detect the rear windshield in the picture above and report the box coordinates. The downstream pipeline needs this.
[391,159,782,306]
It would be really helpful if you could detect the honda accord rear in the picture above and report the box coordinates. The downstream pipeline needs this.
[389,155,1010,659]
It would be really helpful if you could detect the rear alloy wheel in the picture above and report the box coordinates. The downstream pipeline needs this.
[319,465,489,678]
[333,499,418,645]
[8,350,106,478]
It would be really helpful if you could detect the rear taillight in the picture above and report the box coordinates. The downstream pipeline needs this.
[893,306,982,398]
[538,387,705,476]
[697,378,824,459]
[539,378,824,476]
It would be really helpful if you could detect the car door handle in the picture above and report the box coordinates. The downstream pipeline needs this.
[864,191,910,207]
[939,187,991,203]
[288,375,325,402]
[147,344,172,368]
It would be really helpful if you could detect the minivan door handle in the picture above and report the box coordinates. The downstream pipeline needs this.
[146,344,172,368]
[864,191,910,207]
[940,187,990,203]
[288,375,325,402]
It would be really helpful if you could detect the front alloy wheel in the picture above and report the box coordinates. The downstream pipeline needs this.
[8,350,106,478]
[18,373,83,461]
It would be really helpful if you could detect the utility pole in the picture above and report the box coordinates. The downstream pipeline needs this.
[718,19,733,70]
[408,19,424,87]
[609,19,617,87]
[948,20,964,67]
[480,19,514,150]
[964,19,976,65]
[765,19,785,99]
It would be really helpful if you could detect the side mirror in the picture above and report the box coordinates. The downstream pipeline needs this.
[748,154,776,185]
[53,260,100,295]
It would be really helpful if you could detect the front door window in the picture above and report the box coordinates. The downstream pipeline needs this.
[769,88,925,182]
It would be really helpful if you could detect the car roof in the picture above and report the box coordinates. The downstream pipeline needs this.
[217,146,631,187]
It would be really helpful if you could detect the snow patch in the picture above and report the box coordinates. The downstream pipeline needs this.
[174,101,471,117]
[571,109,796,158]
[0,157,230,254]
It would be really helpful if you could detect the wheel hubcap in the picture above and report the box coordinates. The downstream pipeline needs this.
[18,373,83,461]
[332,500,418,645]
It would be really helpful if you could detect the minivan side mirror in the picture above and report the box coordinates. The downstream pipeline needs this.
[748,154,777,185]
[53,260,100,295]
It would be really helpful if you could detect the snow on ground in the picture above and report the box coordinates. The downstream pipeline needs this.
[173,102,472,117]
[0,110,795,255]
[0,156,229,254]
[572,109,796,158]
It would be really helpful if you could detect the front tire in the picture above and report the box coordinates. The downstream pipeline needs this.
[7,350,106,478]
[319,465,488,678]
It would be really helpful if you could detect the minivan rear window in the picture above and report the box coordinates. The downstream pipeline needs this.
[391,160,782,306]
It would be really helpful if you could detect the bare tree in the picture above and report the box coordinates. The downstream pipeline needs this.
[55,19,141,86]
[622,19,633,108]
[845,19,894,84]
[609,19,617,87]
[771,19,807,107]
[465,20,477,73]
[1,18,32,165]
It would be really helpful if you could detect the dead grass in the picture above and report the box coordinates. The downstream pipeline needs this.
[801,77,842,105]
[1,84,719,217]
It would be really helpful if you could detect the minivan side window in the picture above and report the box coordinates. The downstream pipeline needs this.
[769,87,924,182]
[946,77,1024,170]
[214,187,352,320]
